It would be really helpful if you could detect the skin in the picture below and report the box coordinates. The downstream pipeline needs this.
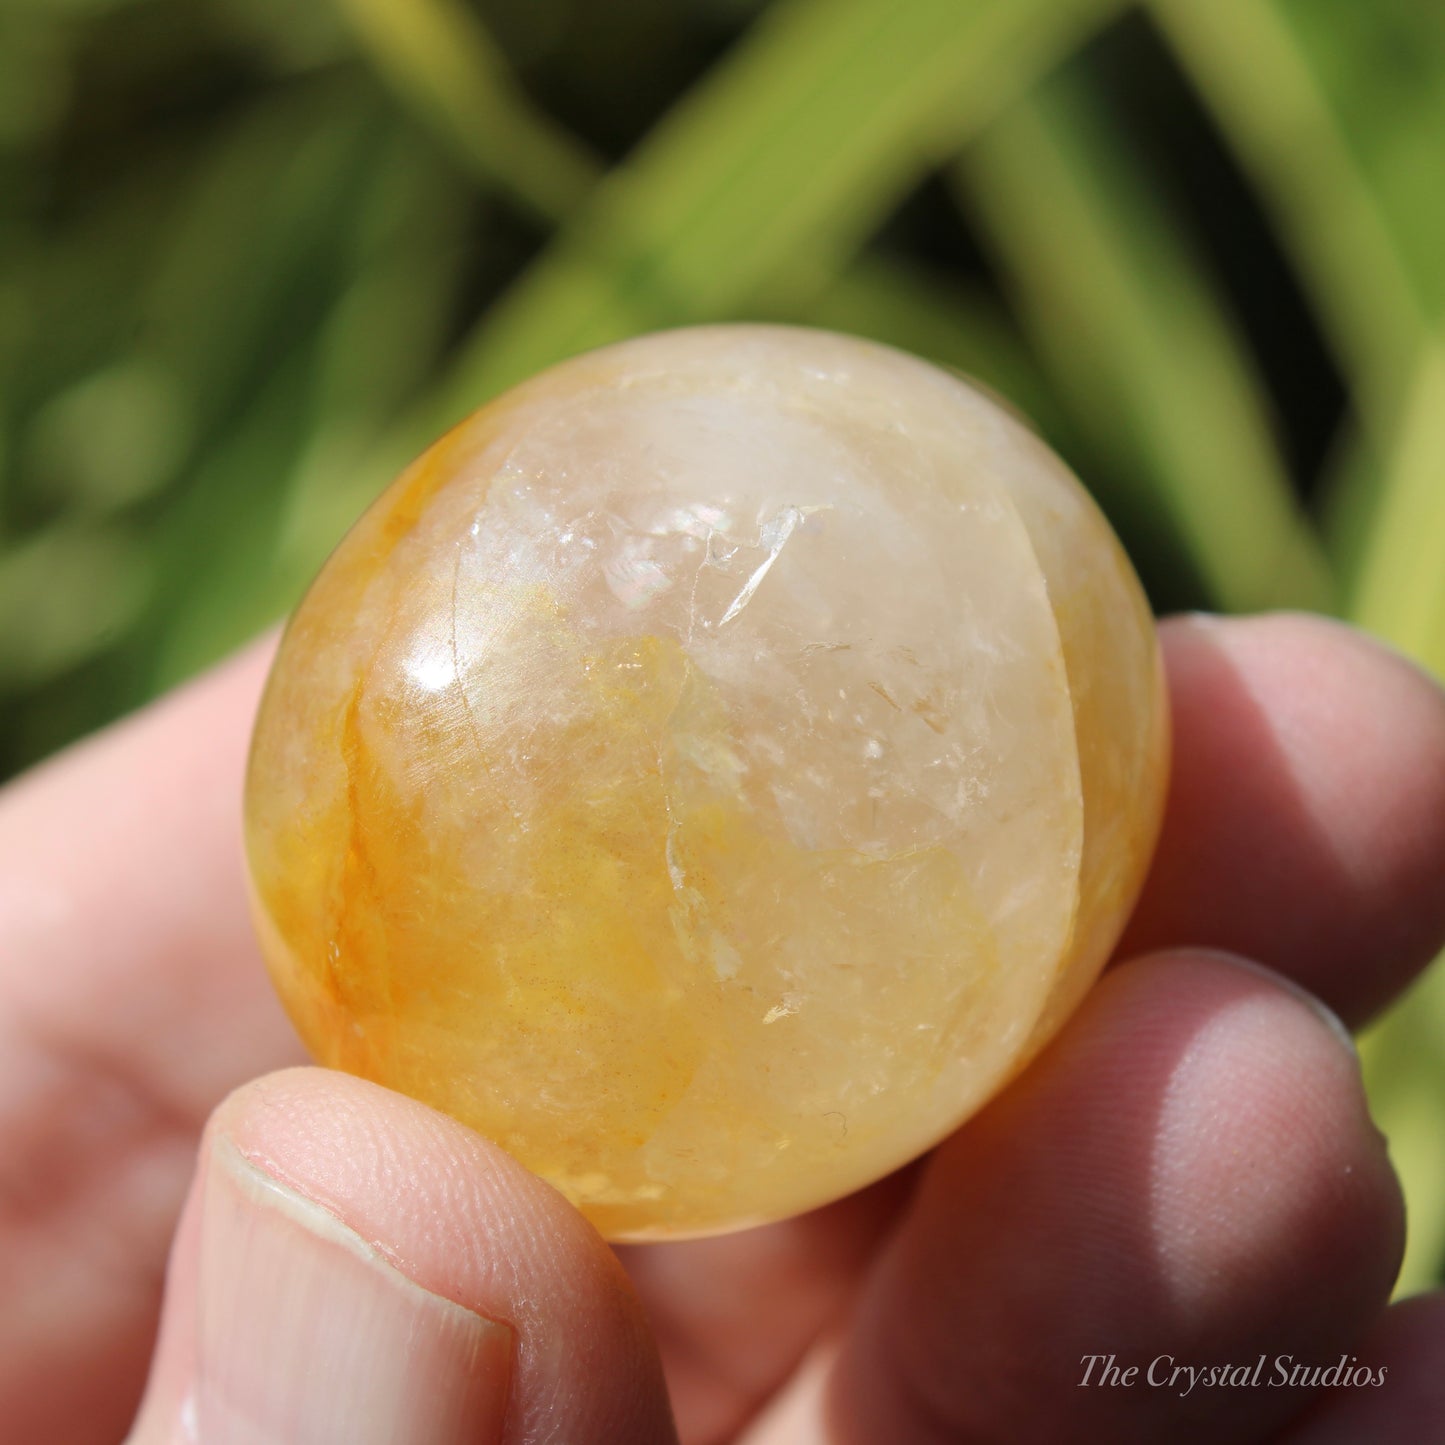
[1,611,1444,1443]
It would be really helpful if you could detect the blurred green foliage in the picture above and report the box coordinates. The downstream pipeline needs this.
[2,0,1443,1287]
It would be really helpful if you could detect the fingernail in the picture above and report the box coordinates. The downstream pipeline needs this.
[1199,949,1359,1061]
[191,1139,512,1445]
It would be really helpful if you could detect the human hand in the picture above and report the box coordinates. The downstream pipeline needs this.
[2,613,1443,1444]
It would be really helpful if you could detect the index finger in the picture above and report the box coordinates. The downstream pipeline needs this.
[1119,611,1445,1026]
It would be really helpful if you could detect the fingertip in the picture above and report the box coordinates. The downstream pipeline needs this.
[1126,612,1445,1022]
[1104,951,1402,1327]
[132,1068,678,1445]
[828,948,1403,1445]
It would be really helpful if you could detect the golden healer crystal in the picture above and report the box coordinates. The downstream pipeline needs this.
[244,326,1169,1240]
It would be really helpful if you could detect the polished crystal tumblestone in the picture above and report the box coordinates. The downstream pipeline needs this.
[244,325,1169,1240]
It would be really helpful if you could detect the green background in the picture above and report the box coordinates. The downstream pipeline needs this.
[3,0,1443,1288]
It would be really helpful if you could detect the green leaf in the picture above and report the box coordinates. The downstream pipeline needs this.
[146,339,321,690]
[1150,0,1432,435]
[140,75,385,440]
[1347,347,1445,676]
[1361,965,1445,1295]
[955,66,1334,614]
[272,126,477,587]
[1272,0,1445,328]
[0,522,152,688]
[428,0,1130,424]
[330,0,600,223]
[1150,0,1445,627]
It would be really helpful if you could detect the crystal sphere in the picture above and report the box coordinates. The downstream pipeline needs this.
[245,325,1168,1240]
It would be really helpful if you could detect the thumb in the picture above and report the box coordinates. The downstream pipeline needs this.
[127,1067,678,1445]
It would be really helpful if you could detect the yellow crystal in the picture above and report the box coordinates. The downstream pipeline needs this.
[244,325,1169,1240]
